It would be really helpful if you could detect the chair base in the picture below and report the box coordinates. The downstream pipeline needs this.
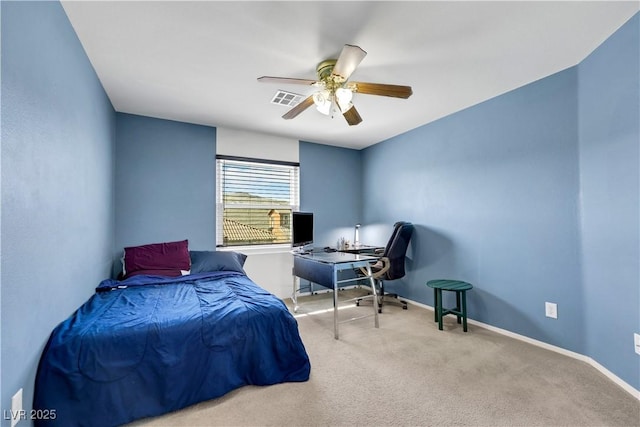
[383,293,408,310]
[356,283,408,313]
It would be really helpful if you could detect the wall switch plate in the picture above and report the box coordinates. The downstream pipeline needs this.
[11,388,23,427]
[634,333,640,355]
[545,302,558,319]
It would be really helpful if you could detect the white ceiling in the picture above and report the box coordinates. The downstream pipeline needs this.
[61,1,639,150]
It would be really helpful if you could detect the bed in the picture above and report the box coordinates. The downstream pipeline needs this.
[33,241,311,427]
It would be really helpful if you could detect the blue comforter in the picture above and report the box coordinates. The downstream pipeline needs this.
[33,271,311,427]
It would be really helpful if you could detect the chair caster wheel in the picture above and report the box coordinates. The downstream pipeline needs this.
[356,301,360,307]
[402,306,408,310]
[378,309,382,313]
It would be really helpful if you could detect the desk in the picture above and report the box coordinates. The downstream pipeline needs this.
[292,251,379,339]
[338,244,384,254]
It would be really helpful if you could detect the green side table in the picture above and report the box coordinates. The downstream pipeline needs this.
[426,280,473,332]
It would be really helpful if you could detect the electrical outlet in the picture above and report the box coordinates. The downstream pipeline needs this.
[545,302,558,319]
[11,388,23,427]
[634,333,640,355]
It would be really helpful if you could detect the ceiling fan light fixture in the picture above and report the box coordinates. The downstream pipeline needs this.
[316,100,332,115]
[312,90,328,105]
[313,90,332,115]
[335,87,354,112]
[338,101,354,113]
[335,87,352,103]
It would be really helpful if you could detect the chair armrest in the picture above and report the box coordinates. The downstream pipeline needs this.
[358,257,390,280]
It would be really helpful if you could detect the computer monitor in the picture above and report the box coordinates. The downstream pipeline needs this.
[292,211,313,249]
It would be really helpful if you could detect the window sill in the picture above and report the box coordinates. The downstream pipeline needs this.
[218,244,292,256]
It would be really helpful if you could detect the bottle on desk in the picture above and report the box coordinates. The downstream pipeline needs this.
[337,237,350,251]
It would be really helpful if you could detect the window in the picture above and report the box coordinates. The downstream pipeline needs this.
[216,156,300,247]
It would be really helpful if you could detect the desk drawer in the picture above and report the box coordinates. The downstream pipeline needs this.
[293,256,334,289]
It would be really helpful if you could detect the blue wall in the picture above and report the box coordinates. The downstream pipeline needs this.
[298,141,363,292]
[115,113,216,260]
[361,13,639,390]
[1,1,116,421]
[579,14,639,390]
[362,68,584,351]
[300,141,362,247]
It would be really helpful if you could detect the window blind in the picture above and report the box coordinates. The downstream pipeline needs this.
[216,156,300,247]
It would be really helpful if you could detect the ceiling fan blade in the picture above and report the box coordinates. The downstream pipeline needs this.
[331,44,367,82]
[282,95,315,120]
[351,82,413,99]
[343,106,363,126]
[258,76,318,86]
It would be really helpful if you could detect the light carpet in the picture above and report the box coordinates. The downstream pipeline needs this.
[129,289,640,427]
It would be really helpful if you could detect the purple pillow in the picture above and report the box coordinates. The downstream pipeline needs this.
[122,240,190,279]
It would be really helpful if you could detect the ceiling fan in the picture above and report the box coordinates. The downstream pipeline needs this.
[257,44,413,126]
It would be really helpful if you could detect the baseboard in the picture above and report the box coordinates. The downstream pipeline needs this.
[403,298,640,400]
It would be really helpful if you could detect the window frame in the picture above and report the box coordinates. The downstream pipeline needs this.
[216,155,300,249]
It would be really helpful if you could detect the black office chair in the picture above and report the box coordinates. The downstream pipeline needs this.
[356,221,414,313]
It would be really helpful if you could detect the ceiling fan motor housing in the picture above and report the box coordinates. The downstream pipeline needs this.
[316,59,338,82]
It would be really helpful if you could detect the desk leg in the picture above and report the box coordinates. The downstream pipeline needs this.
[291,272,299,313]
[365,264,379,328]
[333,267,339,339]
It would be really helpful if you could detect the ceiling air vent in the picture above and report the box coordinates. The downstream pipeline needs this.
[270,90,304,108]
